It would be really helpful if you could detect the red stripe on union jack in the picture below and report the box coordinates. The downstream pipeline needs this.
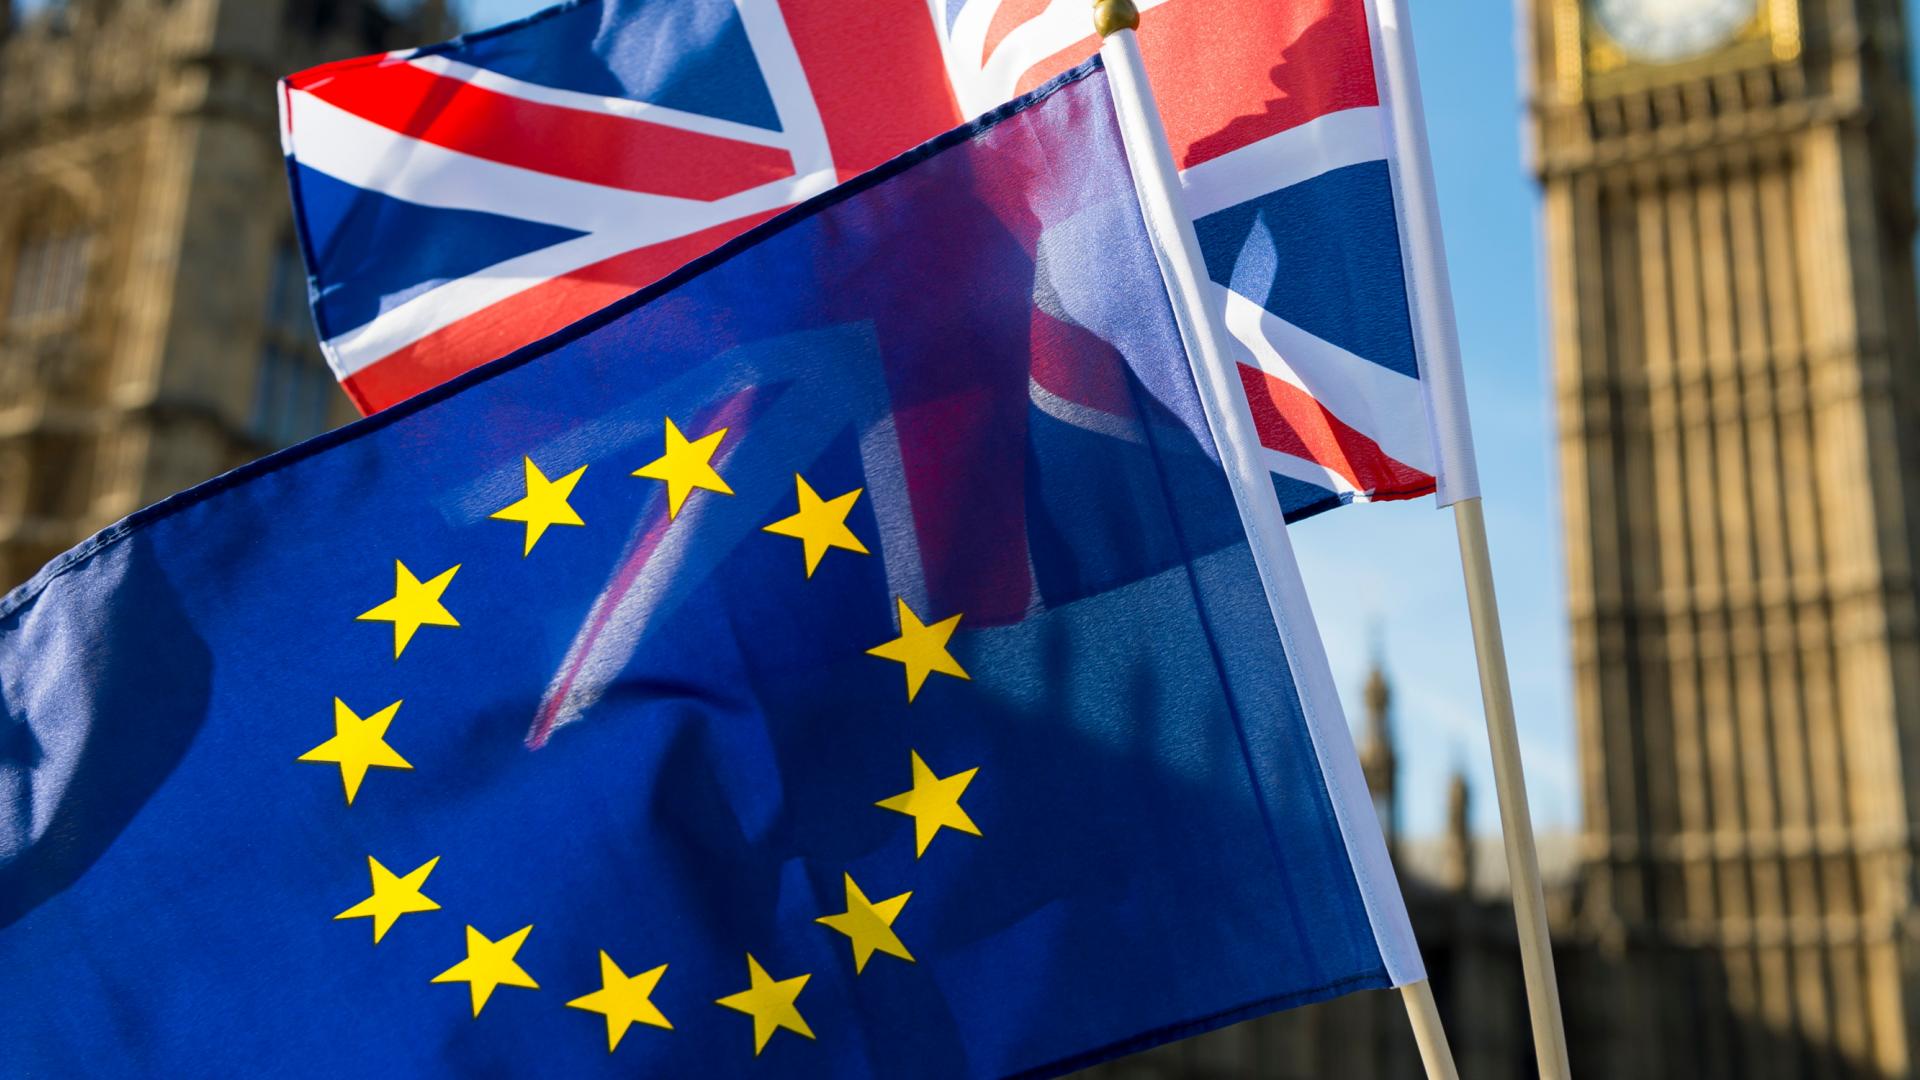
[299,58,796,200]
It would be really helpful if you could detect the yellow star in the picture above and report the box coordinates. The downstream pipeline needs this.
[866,598,969,702]
[566,951,672,1051]
[433,924,540,1017]
[815,873,913,973]
[490,456,587,555]
[357,560,460,658]
[298,697,412,805]
[877,750,982,857]
[335,855,440,943]
[714,954,813,1055]
[632,417,732,519]
[762,475,869,577]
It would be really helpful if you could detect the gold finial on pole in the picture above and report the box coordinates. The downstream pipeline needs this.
[1093,0,1139,38]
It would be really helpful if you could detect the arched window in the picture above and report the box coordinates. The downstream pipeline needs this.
[250,236,336,448]
[5,219,90,332]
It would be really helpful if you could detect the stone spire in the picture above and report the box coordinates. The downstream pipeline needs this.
[1356,640,1397,848]
[1443,767,1472,895]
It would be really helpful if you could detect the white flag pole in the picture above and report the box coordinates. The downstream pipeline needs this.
[1367,0,1573,1075]
[1094,3,1456,1076]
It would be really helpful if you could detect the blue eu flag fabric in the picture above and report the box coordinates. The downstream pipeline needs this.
[0,60,1417,1077]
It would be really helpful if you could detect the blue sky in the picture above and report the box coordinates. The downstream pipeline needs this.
[451,0,1571,838]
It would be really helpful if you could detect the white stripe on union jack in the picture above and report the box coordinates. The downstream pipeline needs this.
[280,0,1444,520]
[1219,287,1433,478]
[1176,107,1387,220]
[288,80,834,371]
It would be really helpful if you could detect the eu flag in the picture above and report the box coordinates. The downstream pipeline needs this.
[0,60,1418,1076]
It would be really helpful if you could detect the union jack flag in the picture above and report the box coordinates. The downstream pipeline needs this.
[280,0,1456,520]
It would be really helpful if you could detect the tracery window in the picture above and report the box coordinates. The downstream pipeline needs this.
[5,225,90,330]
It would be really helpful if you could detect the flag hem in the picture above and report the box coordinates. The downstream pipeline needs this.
[1279,475,1436,524]
[1363,0,1481,505]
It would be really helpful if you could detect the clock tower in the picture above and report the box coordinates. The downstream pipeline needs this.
[1526,0,1920,1076]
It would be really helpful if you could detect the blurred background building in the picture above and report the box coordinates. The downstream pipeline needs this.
[0,0,447,585]
[5,0,1920,1076]
[1531,0,1920,1074]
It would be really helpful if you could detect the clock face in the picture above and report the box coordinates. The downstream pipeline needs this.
[1592,0,1755,63]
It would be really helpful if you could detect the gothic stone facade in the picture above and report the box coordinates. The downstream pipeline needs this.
[1529,0,1920,1075]
[0,0,435,590]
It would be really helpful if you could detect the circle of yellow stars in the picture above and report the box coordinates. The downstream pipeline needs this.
[299,415,985,1057]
